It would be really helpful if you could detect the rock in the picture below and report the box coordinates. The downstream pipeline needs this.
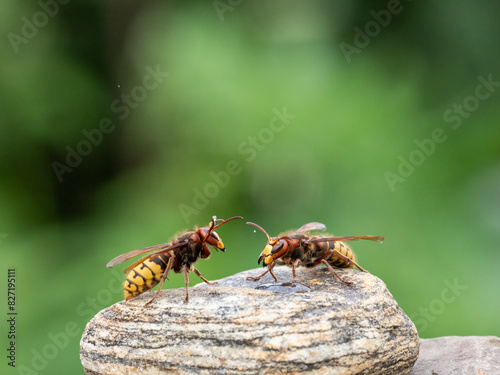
[409,336,500,375]
[80,266,419,374]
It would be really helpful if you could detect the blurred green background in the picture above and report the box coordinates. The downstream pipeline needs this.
[2,1,500,373]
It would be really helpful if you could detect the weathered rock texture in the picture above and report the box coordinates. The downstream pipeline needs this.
[80,267,419,374]
[409,336,500,375]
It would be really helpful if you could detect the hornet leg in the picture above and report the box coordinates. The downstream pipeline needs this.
[310,249,368,273]
[321,259,353,285]
[145,253,174,306]
[311,249,360,285]
[331,250,368,273]
[291,259,300,282]
[193,267,218,285]
[246,262,278,282]
[183,266,190,304]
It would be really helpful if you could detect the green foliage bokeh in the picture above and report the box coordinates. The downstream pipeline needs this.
[1,1,500,374]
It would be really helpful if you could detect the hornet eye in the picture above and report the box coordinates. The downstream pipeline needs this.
[271,242,284,254]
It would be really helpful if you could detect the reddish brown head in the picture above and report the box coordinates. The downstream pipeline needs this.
[247,222,289,266]
[198,216,243,251]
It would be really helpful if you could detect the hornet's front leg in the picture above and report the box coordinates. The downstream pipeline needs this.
[246,262,278,282]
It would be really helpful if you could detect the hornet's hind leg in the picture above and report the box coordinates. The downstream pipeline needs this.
[145,253,173,306]
[310,249,368,272]
[310,249,368,285]
[320,259,353,285]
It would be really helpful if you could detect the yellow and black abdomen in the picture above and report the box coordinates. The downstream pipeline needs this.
[123,254,169,301]
[314,241,356,268]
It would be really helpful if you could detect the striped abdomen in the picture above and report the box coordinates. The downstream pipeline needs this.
[123,254,169,301]
[314,241,356,268]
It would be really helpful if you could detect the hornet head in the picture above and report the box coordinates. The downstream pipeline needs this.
[247,222,289,266]
[199,215,243,251]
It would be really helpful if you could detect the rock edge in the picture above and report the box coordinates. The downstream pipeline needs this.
[80,267,419,375]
